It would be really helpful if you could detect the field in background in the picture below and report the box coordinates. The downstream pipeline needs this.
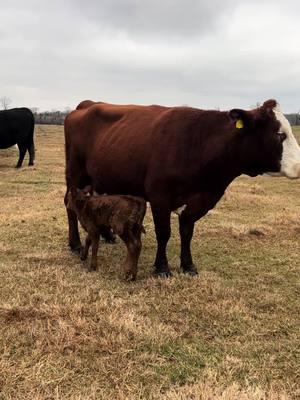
[0,125,299,399]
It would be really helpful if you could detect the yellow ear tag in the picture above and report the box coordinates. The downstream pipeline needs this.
[236,119,244,129]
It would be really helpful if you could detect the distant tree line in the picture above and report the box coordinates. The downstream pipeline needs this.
[31,108,71,125]
[32,109,300,126]
[285,113,300,126]
[1,97,300,126]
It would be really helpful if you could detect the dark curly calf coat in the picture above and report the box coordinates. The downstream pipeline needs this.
[67,188,146,281]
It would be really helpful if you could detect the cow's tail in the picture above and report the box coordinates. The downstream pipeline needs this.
[28,110,35,165]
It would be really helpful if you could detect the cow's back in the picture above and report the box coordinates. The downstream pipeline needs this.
[65,102,170,195]
[0,107,34,149]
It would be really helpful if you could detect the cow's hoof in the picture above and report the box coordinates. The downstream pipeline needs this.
[70,243,82,254]
[105,236,117,244]
[153,266,173,278]
[181,265,198,276]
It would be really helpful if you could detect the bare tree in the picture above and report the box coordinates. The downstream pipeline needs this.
[64,106,72,114]
[0,96,12,110]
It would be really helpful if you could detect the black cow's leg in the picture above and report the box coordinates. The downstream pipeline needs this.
[16,145,27,168]
[179,216,198,275]
[64,189,82,253]
[28,142,35,166]
[151,205,172,277]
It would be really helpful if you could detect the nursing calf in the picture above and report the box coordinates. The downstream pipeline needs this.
[66,188,146,281]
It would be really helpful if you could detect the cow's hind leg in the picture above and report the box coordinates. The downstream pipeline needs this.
[151,204,172,277]
[16,144,27,168]
[179,216,198,275]
[28,142,35,166]
[64,189,82,253]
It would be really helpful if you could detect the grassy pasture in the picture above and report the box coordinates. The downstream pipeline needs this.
[0,125,299,399]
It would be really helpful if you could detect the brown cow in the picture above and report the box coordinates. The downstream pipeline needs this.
[66,187,146,280]
[76,100,103,110]
[64,99,300,277]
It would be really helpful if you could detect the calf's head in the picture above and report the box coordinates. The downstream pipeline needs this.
[66,187,89,211]
[229,99,300,179]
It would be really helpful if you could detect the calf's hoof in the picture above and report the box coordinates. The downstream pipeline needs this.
[88,264,97,272]
[80,251,87,261]
[181,264,198,276]
[153,265,173,278]
[124,272,137,282]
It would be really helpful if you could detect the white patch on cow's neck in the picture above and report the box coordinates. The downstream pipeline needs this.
[273,105,300,179]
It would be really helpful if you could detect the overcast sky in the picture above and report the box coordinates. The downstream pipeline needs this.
[1,0,300,112]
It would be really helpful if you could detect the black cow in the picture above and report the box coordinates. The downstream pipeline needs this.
[0,108,35,168]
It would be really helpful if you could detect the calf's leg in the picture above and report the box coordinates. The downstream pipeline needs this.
[81,234,92,261]
[89,235,100,271]
[120,230,142,281]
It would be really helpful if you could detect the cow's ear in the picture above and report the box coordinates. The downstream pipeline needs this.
[229,109,249,130]
[261,99,277,116]
[262,99,277,111]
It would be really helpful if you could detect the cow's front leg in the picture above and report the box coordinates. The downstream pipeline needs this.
[64,189,82,253]
[179,216,198,275]
[151,204,172,277]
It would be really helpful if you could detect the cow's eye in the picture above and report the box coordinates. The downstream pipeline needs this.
[278,131,287,142]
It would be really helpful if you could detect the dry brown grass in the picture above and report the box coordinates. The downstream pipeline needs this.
[0,125,299,399]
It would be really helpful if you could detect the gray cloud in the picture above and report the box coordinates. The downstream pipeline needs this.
[66,0,240,38]
[0,0,299,112]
